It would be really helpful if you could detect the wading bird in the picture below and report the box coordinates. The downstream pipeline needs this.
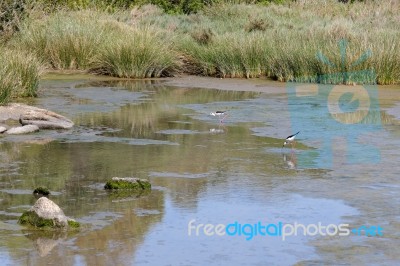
[282,131,300,148]
[210,111,228,123]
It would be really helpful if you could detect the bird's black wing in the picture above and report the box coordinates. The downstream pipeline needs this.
[286,131,300,139]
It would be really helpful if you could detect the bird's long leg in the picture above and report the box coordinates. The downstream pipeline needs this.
[291,141,295,150]
[221,114,228,123]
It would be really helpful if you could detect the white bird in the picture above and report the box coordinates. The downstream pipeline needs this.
[210,111,228,123]
[282,131,300,148]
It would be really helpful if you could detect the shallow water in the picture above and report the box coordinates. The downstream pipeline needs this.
[0,76,399,265]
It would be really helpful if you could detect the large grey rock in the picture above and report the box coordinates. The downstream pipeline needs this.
[20,109,74,129]
[31,197,69,226]
[19,197,80,229]
[0,103,41,121]
[0,103,73,129]
[6,125,39,134]
[0,126,6,133]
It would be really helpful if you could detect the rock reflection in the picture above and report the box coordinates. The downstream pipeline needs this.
[23,230,68,257]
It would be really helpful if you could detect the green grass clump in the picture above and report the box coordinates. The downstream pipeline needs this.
[13,10,179,78]
[180,32,271,78]
[95,29,179,78]
[15,11,106,70]
[0,48,41,105]
[0,67,12,105]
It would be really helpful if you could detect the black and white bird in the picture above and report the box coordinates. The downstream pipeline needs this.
[282,131,300,148]
[210,111,228,123]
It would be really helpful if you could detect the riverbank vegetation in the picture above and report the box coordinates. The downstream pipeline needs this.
[1,0,399,104]
[0,48,41,104]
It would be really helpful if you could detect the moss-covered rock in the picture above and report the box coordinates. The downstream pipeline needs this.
[18,197,80,230]
[33,187,50,196]
[19,211,64,228]
[19,212,80,229]
[67,220,80,228]
[104,177,151,191]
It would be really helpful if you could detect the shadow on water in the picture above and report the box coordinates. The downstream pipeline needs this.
[0,77,399,265]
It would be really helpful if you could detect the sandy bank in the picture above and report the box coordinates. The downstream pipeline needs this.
[160,75,286,94]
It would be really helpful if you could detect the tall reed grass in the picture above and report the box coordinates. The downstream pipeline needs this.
[13,10,179,78]
[15,11,106,70]
[0,48,41,105]
[95,28,179,78]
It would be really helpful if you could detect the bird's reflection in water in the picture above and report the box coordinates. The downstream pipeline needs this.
[209,124,227,134]
[283,151,297,169]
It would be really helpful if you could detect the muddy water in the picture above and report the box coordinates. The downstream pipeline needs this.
[0,76,399,265]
